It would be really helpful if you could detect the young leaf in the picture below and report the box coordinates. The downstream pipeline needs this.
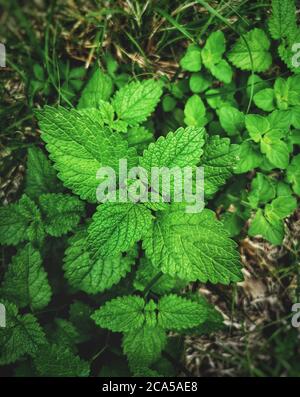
[88,203,153,259]
[0,301,47,365]
[39,193,85,237]
[0,195,44,246]
[143,208,242,284]
[235,141,262,174]
[91,296,146,332]
[202,31,225,67]
[248,173,276,208]
[287,154,300,195]
[253,88,276,112]
[184,95,207,127]
[123,326,167,368]
[228,28,272,72]
[25,147,61,199]
[64,227,132,294]
[36,106,137,202]
[218,106,244,136]
[157,294,208,330]
[245,114,270,142]
[266,196,297,219]
[1,244,52,310]
[112,79,163,126]
[260,137,290,169]
[249,208,284,245]
[180,44,202,72]
[77,68,113,109]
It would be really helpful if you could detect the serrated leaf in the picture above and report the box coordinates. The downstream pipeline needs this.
[34,344,90,377]
[228,28,272,72]
[268,0,297,40]
[91,296,146,332]
[253,88,275,112]
[39,193,85,237]
[77,68,113,109]
[157,294,208,330]
[123,326,167,369]
[235,141,262,174]
[112,79,163,126]
[0,301,47,365]
[25,147,62,199]
[143,208,242,284]
[0,195,44,246]
[248,173,276,208]
[36,106,137,202]
[180,44,202,72]
[64,226,132,294]
[1,244,51,310]
[201,136,239,197]
[88,202,152,259]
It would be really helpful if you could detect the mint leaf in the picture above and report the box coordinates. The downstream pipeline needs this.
[34,344,90,377]
[88,203,152,259]
[0,301,47,365]
[39,193,85,237]
[218,106,244,136]
[249,208,284,245]
[253,88,276,112]
[266,196,297,219]
[64,226,132,294]
[0,195,44,246]
[143,208,242,283]
[268,0,297,40]
[235,142,263,174]
[157,294,208,330]
[1,244,51,310]
[260,137,290,169]
[112,79,163,126]
[248,173,276,208]
[245,114,270,142]
[180,44,202,72]
[77,68,113,109]
[91,296,146,332]
[228,28,272,72]
[36,106,137,202]
[184,95,207,127]
[287,154,300,195]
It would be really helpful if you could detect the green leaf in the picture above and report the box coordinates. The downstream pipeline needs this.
[248,173,276,208]
[0,195,44,246]
[157,294,208,330]
[260,138,290,169]
[88,203,153,259]
[140,126,205,170]
[287,154,300,195]
[268,0,297,40]
[123,326,167,368]
[36,106,137,202]
[245,114,270,142]
[228,28,272,72]
[184,95,207,127]
[201,136,239,197]
[218,106,244,136]
[39,193,85,237]
[91,295,146,332]
[1,244,51,310]
[0,301,47,365]
[143,208,242,284]
[189,73,212,93]
[77,68,113,109]
[253,88,275,112]
[25,147,61,199]
[266,196,297,219]
[202,31,225,67]
[235,141,263,174]
[33,344,90,377]
[64,226,132,294]
[112,79,163,126]
[180,44,202,72]
[249,208,284,245]
[210,60,233,84]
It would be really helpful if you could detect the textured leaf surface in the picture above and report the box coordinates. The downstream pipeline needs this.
[112,79,162,126]
[64,227,132,294]
[88,203,153,259]
[123,326,167,368]
[91,296,146,332]
[77,68,113,108]
[228,28,272,72]
[0,301,47,365]
[0,195,44,246]
[268,0,297,40]
[39,193,85,237]
[34,344,90,377]
[36,106,137,202]
[157,294,208,330]
[143,208,242,283]
[1,244,51,310]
